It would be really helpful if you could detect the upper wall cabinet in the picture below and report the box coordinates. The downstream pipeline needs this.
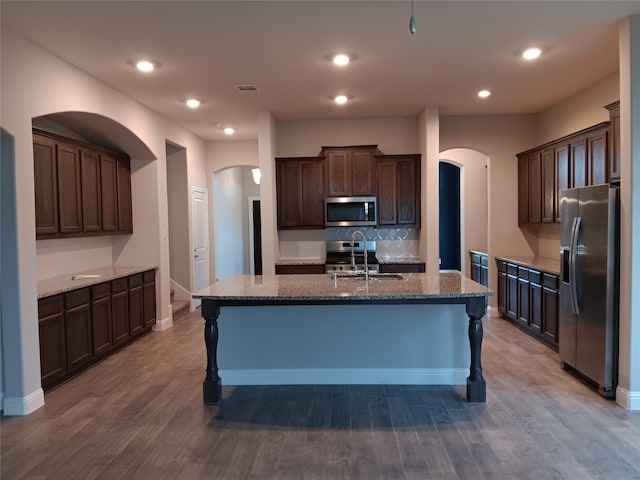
[33,129,133,239]
[605,101,621,183]
[276,157,325,230]
[376,154,421,227]
[322,145,379,197]
[517,121,610,225]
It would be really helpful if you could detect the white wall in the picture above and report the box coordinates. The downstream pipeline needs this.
[167,146,190,290]
[440,149,488,276]
[0,29,208,414]
[213,168,246,280]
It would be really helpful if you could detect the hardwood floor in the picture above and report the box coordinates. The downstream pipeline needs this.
[2,310,640,480]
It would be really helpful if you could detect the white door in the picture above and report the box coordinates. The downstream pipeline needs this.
[191,186,209,305]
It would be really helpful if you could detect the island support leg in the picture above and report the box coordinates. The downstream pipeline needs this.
[465,297,487,403]
[202,300,222,405]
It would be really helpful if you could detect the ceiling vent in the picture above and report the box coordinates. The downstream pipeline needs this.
[235,84,260,92]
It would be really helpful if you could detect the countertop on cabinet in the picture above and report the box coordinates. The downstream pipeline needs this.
[377,256,426,265]
[276,258,326,266]
[38,265,157,298]
[495,256,560,276]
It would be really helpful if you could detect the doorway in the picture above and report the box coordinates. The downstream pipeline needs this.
[248,197,263,275]
[439,162,461,271]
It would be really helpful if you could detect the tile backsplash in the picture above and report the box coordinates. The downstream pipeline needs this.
[279,227,420,260]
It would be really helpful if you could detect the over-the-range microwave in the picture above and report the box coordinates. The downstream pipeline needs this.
[325,196,377,227]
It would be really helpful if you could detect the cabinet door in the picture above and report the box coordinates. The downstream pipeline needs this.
[506,274,518,320]
[143,271,157,328]
[326,150,349,197]
[117,157,133,232]
[397,159,419,225]
[112,279,130,345]
[91,283,113,357]
[555,144,570,223]
[609,105,621,182]
[57,142,83,234]
[129,274,144,337]
[528,153,542,223]
[541,148,555,223]
[33,134,59,236]
[300,161,325,227]
[377,161,397,225]
[81,148,102,233]
[517,156,529,225]
[587,129,608,185]
[277,160,302,228]
[38,295,67,388]
[542,286,559,345]
[100,154,119,232]
[351,150,375,196]
[529,281,543,335]
[517,277,530,327]
[571,138,587,188]
[65,289,93,371]
[497,271,506,314]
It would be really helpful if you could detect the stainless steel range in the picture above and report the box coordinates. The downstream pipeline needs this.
[324,239,379,273]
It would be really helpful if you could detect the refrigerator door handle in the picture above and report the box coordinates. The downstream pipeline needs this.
[570,216,582,315]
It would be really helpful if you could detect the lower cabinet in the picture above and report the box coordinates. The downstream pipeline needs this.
[275,264,326,274]
[378,263,425,273]
[495,259,559,350]
[38,269,156,391]
[469,251,488,286]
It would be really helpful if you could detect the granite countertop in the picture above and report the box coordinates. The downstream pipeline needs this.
[38,265,157,298]
[377,256,426,264]
[276,258,326,266]
[495,255,560,275]
[193,272,493,302]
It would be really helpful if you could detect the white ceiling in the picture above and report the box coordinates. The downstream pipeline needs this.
[2,1,640,140]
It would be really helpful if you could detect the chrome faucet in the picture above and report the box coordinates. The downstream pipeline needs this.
[351,230,368,280]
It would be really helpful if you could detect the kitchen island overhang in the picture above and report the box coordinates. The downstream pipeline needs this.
[193,272,493,405]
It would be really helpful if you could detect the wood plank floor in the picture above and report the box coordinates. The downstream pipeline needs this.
[2,310,640,480]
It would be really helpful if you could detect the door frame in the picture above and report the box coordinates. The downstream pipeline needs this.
[248,196,260,275]
[191,185,209,310]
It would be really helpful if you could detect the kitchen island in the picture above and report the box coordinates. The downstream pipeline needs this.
[193,272,493,405]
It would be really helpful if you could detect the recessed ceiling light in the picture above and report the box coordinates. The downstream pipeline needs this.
[223,127,235,135]
[136,60,156,72]
[333,54,350,66]
[478,90,491,98]
[334,94,349,104]
[522,47,542,60]
[186,98,201,108]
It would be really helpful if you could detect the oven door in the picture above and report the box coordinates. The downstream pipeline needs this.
[325,197,377,227]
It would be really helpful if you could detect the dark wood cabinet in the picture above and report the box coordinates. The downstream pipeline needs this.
[376,154,420,227]
[276,157,325,229]
[323,146,377,197]
[496,258,559,350]
[605,101,621,183]
[275,264,326,274]
[33,129,132,239]
[518,122,611,225]
[128,274,144,337]
[91,283,113,357]
[64,288,93,371]
[38,295,66,389]
[469,251,488,287]
[378,263,425,273]
[39,269,156,391]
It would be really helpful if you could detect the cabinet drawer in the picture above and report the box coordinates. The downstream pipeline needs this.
[496,260,507,273]
[111,277,128,293]
[143,270,155,283]
[65,288,90,309]
[528,269,542,285]
[480,255,488,267]
[470,253,481,265]
[39,295,64,318]
[129,274,143,288]
[91,282,110,300]
[507,263,518,276]
[517,266,529,279]
[543,273,559,289]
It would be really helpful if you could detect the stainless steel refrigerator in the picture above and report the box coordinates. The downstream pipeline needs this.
[559,183,619,397]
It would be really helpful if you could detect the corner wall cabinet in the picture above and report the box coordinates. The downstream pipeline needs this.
[275,157,325,229]
[496,258,559,350]
[376,154,421,227]
[38,269,156,391]
[517,119,611,225]
[33,129,133,239]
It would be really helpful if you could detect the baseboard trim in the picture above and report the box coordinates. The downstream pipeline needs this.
[486,306,500,318]
[220,368,468,386]
[2,388,45,416]
[152,310,173,331]
[616,385,640,410]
